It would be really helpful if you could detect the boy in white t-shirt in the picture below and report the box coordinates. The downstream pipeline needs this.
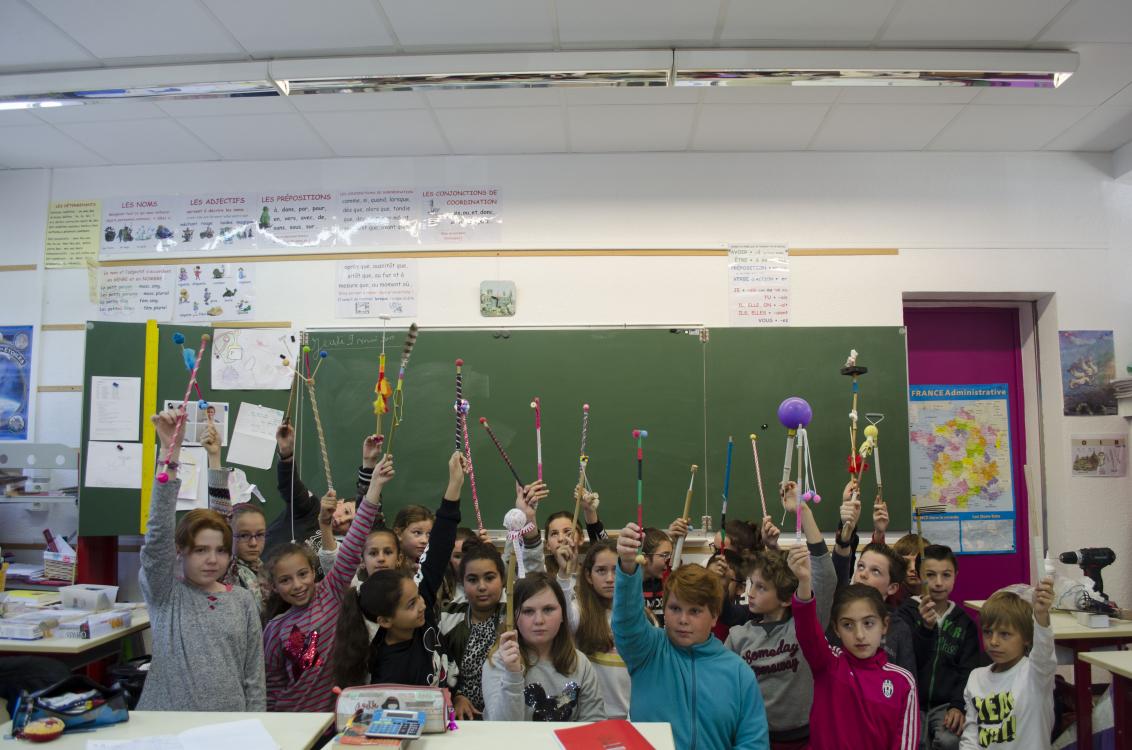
[960,577,1055,749]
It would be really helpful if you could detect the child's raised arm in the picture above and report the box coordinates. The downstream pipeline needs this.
[580,489,607,541]
[416,452,465,609]
[611,522,664,670]
[780,481,823,545]
[139,409,186,607]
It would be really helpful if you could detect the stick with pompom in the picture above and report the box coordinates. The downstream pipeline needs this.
[157,333,209,484]
[504,508,535,630]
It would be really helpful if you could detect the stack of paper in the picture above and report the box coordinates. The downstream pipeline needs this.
[1112,377,1132,398]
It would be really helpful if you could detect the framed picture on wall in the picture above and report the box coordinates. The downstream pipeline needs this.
[480,280,516,317]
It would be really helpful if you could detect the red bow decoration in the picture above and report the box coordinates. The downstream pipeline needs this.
[846,454,869,475]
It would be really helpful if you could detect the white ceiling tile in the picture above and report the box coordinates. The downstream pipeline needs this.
[568,104,696,152]
[563,87,699,106]
[1044,104,1132,151]
[289,91,428,112]
[692,103,830,150]
[156,96,294,117]
[811,104,963,150]
[721,0,898,42]
[427,88,562,108]
[33,101,167,123]
[0,2,99,72]
[55,119,219,163]
[200,0,395,57]
[305,109,449,156]
[558,1,719,45]
[0,109,47,126]
[435,106,565,154]
[26,0,244,61]
[175,114,333,160]
[836,86,979,105]
[970,44,1132,107]
[881,0,1069,43]
[928,104,1093,150]
[697,86,839,104]
[0,124,107,167]
[1105,83,1132,108]
[380,0,556,47]
[1040,0,1132,44]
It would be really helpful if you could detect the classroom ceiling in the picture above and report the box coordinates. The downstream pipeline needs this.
[1,0,1131,169]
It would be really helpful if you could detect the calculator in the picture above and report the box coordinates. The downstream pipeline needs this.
[364,709,427,739]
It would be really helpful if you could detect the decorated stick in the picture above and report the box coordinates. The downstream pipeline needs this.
[720,437,734,546]
[505,547,516,630]
[460,401,484,534]
[503,508,536,630]
[570,404,591,532]
[750,434,769,519]
[841,350,869,495]
[383,323,418,456]
[778,397,813,486]
[455,359,465,453]
[157,333,210,484]
[304,347,335,492]
[865,424,883,503]
[795,429,805,542]
[531,397,543,482]
[671,464,699,568]
[480,417,525,487]
[632,429,648,565]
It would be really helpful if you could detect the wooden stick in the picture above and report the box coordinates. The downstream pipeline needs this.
[671,464,699,568]
[570,404,590,532]
[505,550,516,630]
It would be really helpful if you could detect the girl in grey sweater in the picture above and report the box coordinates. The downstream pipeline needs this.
[138,408,266,711]
[481,572,605,723]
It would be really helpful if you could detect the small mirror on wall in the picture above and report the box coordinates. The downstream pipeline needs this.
[480,280,516,317]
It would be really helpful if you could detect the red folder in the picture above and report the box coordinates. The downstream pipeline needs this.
[553,719,656,750]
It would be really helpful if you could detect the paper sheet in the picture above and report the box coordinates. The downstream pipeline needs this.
[85,719,278,750]
[89,376,141,441]
[226,403,284,470]
[86,737,182,750]
[211,328,297,390]
[162,400,228,446]
[84,441,142,489]
[176,446,208,510]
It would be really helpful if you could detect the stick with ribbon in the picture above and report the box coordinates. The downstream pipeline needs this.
[157,332,210,484]
[777,397,817,542]
[460,399,484,534]
[383,323,418,457]
[570,404,590,533]
[373,318,392,438]
[503,508,536,630]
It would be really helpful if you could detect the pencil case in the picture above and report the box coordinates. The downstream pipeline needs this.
[335,684,450,735]
[11,674,129,736]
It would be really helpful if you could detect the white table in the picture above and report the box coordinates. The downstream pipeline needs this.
[2,711,334,750]
[1080,650,1132,748]
[332,721,675,748]
[0,610,150,669]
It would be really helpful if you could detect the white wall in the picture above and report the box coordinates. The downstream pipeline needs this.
[2,151,1130,605]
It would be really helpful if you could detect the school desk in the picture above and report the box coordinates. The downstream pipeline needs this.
[1080,651,1132,747]
[0,609,150,670]
[1,711,333,749]
[965,600,1132,747]
[331,721,676,748]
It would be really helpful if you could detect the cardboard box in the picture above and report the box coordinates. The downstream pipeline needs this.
[61,584,119,612]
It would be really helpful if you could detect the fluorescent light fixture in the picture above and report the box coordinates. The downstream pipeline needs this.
[674,49,1077,89]
[269,51,673,93]
[0,49,1078,109]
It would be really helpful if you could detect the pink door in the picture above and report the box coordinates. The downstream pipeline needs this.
[903,307,1031,606]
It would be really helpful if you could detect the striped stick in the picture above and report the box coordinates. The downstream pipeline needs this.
[480,417,525,487]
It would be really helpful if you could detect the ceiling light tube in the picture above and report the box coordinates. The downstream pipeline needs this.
[269,50,674,93]
[674,49,1077,88]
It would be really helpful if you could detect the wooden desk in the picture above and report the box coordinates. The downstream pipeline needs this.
[0,610,150,669]
[2,711,333,750]
[332,721,676,749]
[1081,651,1132,748]
[965,600,1132,746]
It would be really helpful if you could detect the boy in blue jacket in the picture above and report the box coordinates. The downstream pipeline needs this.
[614,522,769,750]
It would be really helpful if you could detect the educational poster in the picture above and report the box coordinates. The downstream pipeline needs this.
[0,326,33,441]
[92,185,504,260]
[420,186,502,244]
[1058,330,1117,416]
[1070,434,1127,478]
[908,384,1015,554]
[100,194,181,255]
[335,259,419,318]
[89,376,141,441]
[44,200,100,269]
[97,265,175,322]
[211,328,297,390]
[172,263,255,322]
[162,399,229,446]
[728,243,790,326]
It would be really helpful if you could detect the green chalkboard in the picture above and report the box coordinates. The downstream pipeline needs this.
[79,322,290,536]
[298,327,909,535]
[79,324,908,537]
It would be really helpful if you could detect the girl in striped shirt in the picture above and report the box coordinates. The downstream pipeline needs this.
[262,442,392,712]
